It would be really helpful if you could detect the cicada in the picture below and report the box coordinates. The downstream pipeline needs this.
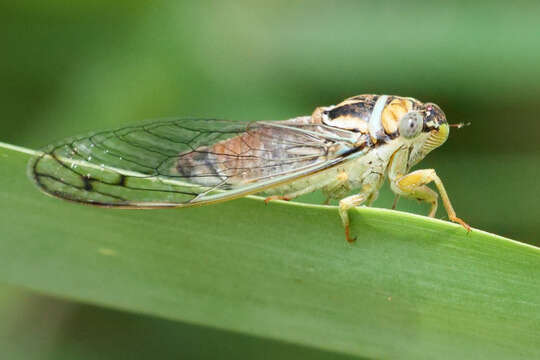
[28,94,470,242]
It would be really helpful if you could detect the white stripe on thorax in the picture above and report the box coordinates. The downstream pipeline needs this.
[368,95,388,142]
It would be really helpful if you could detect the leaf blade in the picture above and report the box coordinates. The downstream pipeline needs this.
[1,142,539,360]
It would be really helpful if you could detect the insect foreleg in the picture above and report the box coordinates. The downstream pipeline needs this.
[392,172,439,216]
[390,169,471,231]
[387,148,470,231]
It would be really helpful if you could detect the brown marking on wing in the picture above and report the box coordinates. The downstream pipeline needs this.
[211,129,267,182]
[177,118,325,187]
[176,128,266,185]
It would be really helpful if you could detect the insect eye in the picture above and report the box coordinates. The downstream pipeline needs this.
[398,111,423,139]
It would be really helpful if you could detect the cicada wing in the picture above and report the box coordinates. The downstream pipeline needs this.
[28,118,360,207]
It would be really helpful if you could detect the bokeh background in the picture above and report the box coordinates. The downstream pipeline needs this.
[1,1,539,358]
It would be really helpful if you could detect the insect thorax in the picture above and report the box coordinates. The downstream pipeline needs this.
[315,94,424,143]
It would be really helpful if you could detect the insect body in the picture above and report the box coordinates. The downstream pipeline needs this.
[29,94,470,242]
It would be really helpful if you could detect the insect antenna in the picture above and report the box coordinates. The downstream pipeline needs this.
[449,122,471,129]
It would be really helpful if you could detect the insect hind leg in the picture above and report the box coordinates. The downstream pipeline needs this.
[264,195,294,204]
[263,182,321,205]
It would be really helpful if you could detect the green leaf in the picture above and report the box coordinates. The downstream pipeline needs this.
[1,142,539,359]
[0,284,357,360]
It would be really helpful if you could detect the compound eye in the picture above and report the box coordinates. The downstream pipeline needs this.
[398,111,423,139]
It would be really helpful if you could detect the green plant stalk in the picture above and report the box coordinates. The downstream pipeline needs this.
[0,142,539,359]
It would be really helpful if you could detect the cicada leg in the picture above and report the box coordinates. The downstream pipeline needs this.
[263,182,322,205]
[338,193,368,243]
[391,169,470,231]
[334,171,382,243]
[264,195,293,204]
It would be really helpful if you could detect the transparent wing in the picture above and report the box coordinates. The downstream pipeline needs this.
[28,118,364,207]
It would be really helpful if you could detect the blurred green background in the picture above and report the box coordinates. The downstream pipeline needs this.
[1,1,539,358]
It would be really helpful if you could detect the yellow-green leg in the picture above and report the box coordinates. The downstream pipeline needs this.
[339,193,367,243]
[392,169,470,231]
[263,181,322,204]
